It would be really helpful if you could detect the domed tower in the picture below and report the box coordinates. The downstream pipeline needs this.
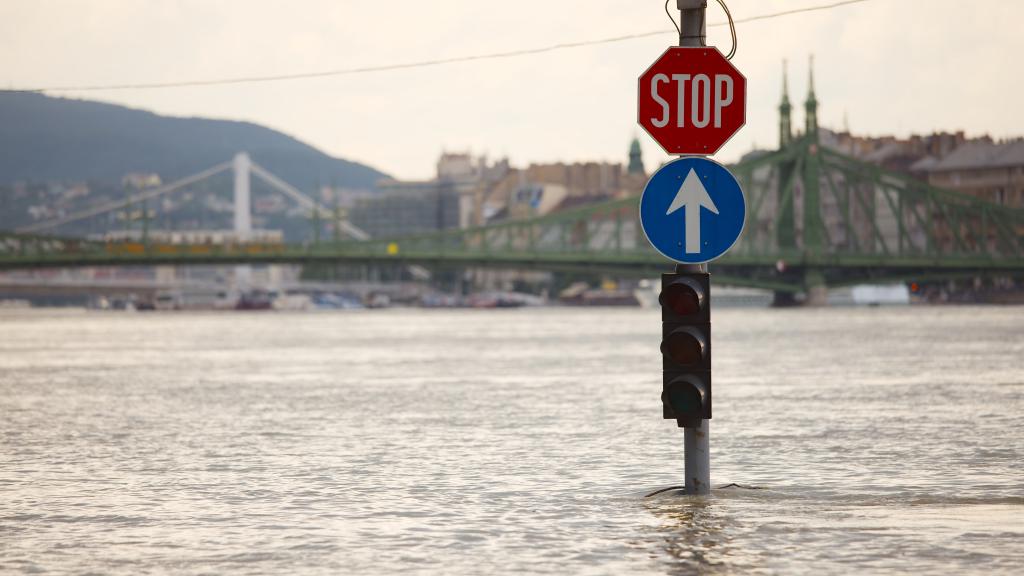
[627,137,645,175]
[779,60,793,148]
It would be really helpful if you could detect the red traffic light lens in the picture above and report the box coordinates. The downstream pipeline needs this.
[663,329,705,367]
[660,280,703,316]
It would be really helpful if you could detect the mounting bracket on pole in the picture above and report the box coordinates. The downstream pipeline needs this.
[677,0,707,47]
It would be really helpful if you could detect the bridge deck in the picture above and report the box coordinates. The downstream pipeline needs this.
[2,138,1022,293]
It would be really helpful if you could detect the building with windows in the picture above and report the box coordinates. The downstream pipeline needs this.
[911,139,1024,207]
[350,153,510,238]
[348,180,461,239]
[348,141,649,238]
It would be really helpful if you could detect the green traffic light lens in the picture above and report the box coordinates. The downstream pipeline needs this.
[668,384,702,414]
[661,281,702,316]
[664,331,704,366]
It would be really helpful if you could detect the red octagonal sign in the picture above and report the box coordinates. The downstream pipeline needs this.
[638,47,746,156]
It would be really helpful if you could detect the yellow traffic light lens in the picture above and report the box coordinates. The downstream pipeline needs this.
[664,331,704,366]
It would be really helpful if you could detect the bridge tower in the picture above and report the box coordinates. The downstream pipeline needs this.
[804,56,819,140]
[233,152,253,288]
[779,60,793,148]
[772,60,799,306]
[802,55,828,306]
[233,152,253,240]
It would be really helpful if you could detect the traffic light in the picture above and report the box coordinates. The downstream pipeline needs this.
[660,271,711,428]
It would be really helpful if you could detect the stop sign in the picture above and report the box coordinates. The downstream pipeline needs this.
[637,47,746,156]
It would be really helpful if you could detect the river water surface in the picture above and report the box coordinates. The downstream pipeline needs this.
[1,306,1022,574]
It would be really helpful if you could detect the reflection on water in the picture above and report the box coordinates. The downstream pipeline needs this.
[0,306,1022,575]
[645,495,737,575]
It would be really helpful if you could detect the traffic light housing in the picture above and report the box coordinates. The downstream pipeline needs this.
[660,271,711,428]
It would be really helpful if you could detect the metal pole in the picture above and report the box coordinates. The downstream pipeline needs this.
[678,0,707,47]
[677,0,711,496]
[684,415,710,494]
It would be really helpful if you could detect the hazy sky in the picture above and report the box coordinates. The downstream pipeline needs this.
[2,0,1021,180]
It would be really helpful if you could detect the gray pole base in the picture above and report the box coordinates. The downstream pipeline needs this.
[684,420,711,495]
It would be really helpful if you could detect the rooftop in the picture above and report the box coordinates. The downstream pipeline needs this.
[913,139,1024,172]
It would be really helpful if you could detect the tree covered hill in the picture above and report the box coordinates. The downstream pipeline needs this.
[0,91,388,191]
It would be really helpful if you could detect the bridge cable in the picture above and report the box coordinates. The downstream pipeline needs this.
[16,162,232,233]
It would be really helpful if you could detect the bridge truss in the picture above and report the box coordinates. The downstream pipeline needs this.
[2,136,1023,295]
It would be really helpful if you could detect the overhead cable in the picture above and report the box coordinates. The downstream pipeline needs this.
[12,0,873,93]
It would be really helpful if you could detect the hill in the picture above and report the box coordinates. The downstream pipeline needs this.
[0,91,388,191]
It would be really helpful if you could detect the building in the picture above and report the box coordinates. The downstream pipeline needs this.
[349,141,648,238]
[348,179,462,239]
[817,129,1024,208]
[911,139,1024,207]
[344,153,513,238]
[822,130,968,175]
[479,140,648,223]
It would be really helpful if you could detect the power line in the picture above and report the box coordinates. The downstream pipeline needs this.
[15,0,873,93]
[729,0,872,24]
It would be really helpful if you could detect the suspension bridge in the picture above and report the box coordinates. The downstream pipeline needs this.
[2,78,1023,303]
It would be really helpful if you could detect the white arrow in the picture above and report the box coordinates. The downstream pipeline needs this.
[666,168,719,254]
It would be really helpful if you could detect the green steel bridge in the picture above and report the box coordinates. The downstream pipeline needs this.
[3,135,1023,298]
[3,73,1023,300]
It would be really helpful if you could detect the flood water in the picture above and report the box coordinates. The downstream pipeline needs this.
[1,306,1022,574]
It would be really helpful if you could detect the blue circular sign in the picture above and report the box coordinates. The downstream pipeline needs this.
[639,157,746,264]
